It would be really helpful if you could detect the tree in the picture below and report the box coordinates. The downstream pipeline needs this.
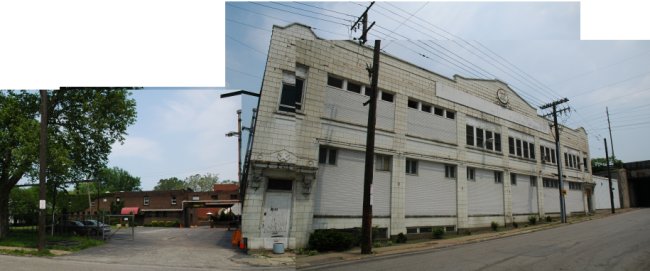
[97,167,141,193]
[591,156,624,173]
[154,177,186,191]
[0,89,137,239]
[185,173,219,192]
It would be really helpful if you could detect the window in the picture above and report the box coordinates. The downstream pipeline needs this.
[494,171,503,184]
[466,125,474,146]
[347,81,361,93]
[564,153,569,167]
[318,147,337,165]
[543,178,559,188]
[509,137,515,155]
[523,141,529,158]
[551,149,556,164]
[406,159,418,175]
[421,104,431,113]
[279,70,305,112]
[144,196,150,206]
[445,165,456,179]
[192,195,199,201]
[530,176,537,187]
[495,133,502,152]
[529,143,535,159]
[327,76,343,88]
[510,173,517,185]
[408,99,419,109]
[434,107,444,116]
[476,128,484,148]
[486,131,493,150]
[446,111,455,119]
[381,92,394,102]
[467,167,475,181]
[584,158,589,172]
[171,196,177,205]
[268,179,293,190]
[516,139,522,157]
[375,154,391,171]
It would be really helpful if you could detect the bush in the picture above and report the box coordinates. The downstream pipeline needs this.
[546,216,552,222]
[432,228,445,239]
[395,232,407,243]
[308,229,356,252]
[491,221,499,231]
[528,215,537,225]
[512,221,519,228]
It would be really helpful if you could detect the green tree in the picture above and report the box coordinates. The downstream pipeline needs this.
[0,89,137,239]
[8,187,39,226]
[153,177,186,191]
[185,173,219,192]
[97,167,141,193]
[591,156,623,173]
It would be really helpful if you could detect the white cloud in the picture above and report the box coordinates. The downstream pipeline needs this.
[109,136,162,161]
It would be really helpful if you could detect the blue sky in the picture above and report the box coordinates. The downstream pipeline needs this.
[106,2,650,190]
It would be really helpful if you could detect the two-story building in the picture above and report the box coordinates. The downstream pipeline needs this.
[241,23,594,250]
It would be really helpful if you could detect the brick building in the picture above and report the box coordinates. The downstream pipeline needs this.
[88,186,239,226]
[240,23,595,250]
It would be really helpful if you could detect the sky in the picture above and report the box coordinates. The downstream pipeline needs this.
[104,2,650,190]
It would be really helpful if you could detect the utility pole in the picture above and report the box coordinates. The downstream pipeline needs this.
[38,90,48,252]
[352,1,378,255]
[606,107,616,160]
[541,98,570,224]
[604,138,615,214]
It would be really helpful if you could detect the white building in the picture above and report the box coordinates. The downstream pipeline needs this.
[593,176,620,209]
[241,23,595,250]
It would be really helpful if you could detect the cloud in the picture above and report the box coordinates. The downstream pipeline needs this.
[109,136,162,161]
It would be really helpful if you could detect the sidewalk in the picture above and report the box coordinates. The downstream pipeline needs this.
[240,209,636,269]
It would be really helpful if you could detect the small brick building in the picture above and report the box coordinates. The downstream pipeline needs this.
[88,186,239,227]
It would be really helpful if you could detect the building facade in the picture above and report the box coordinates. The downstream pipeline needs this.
[241,23,594,249]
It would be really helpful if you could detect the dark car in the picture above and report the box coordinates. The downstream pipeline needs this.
[54,220,87,235]
[81,220,111,237]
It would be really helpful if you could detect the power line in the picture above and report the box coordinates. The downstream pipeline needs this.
[226,34,267,56]
[271,1,353,22]
[293,1,358,18]
[250,2,350,27]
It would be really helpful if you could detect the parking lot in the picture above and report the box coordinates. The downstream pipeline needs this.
[58,227,248,269]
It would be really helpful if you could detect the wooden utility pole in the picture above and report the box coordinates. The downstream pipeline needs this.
[541,98,570,224]
[604,138,615,214]
[38,90,48,252]
[352,1,378,255]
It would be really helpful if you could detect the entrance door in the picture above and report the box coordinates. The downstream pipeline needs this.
[262,192,292,238]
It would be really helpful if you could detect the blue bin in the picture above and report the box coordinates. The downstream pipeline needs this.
[273,242,285,254]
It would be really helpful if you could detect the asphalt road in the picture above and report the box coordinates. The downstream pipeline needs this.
[1,227,259,271]
[310,209,650,271]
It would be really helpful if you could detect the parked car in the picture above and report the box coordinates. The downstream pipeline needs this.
[81,220,111,237]
[53,220,87,235]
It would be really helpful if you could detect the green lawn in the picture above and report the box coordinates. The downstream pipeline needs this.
[1,228,104,252]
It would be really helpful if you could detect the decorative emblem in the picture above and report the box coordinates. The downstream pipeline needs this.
[497,88,509,105]
[275,149,296,163]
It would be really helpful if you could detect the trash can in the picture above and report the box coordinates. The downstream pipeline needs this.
[273,242,285,254]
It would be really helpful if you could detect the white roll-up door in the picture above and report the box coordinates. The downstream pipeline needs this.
[405,161,456,216]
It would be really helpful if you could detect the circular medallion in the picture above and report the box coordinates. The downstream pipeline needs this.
[497,88,509,105]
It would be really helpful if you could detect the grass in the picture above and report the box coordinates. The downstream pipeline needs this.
[1,228,104,252]
[0,248,54,257]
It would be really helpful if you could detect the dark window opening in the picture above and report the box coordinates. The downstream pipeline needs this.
[446,111,455,119]
[516,139,522,157]
[408,100,419,109]
[466,125,474,146]
[434,107,444,116]
[486,131,493,150]
[279,78,304,112]
[327,76,343,88]
[509,137,515,155]
[476,128,484,148]
[347,81,361,93]
[267,179,293,191]
[529,143,535,159]
[523,140,529,158]
[381,92,394,102]
[421,104,431,113]
[495,133,502,152]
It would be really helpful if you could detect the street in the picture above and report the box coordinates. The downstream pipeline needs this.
[306,209,650,271]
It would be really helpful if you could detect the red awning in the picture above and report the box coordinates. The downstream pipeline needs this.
[121,207,140,215]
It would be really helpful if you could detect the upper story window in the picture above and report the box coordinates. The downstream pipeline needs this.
[444,164,456,179]
[405,159,418,175]
[408,97,454,119]
[380,91,394,102]
[583,157,589,172]
[568,181,583,190]
[327,76,343,88]
[375,154,392,171]
[540,146,557,164]
[192,195,199,201]
[467,125,501,152]
[318,147,337,165]
[564,152,581,170]
[279,65,309,113]
[143,196,150,206]
[509,136,535,161]
[543,178,559,188]
[171,196,177,205]
[510,173,517,185]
